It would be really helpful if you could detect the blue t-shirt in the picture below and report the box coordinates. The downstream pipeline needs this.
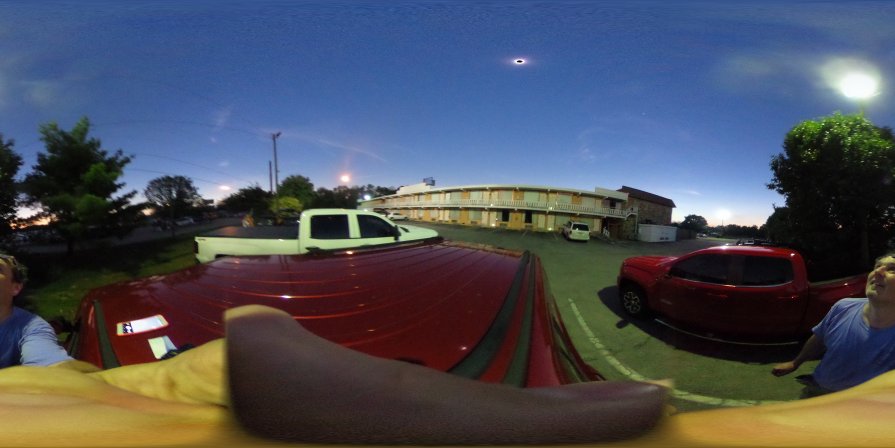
[0,307,73,368]
[812,298,895,391]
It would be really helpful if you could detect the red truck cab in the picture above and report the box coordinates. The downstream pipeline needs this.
[617,245,866,340]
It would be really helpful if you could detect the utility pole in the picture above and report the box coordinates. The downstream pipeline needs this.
[271,132,281,194]
[272,132,282,215]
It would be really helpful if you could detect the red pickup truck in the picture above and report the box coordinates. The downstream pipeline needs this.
[616,245,867,340]
[69,239,601,387]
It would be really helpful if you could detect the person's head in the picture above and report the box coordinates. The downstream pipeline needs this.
[867,251,895,304]
[0,254,26,312]
[0,254,27,284]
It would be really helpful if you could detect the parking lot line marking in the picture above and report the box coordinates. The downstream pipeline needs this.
[567,298,784,407]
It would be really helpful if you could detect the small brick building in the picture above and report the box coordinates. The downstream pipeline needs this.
[617,186,676,225]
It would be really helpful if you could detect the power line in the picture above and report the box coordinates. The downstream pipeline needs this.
[132,153,257,184]
[127,168,243,188]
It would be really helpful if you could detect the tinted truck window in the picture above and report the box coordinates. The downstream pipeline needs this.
[670,254,733,285]
[358,215,395,238]
[741,256,794,286]
[310,215,350,239]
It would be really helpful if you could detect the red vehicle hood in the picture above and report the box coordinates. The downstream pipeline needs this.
[71,240,600,387]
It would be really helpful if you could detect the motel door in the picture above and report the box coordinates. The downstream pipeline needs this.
[509,191,526,229]
[459,191,471,224]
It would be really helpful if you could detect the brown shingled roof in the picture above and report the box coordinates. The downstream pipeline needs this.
[618,186,676,208]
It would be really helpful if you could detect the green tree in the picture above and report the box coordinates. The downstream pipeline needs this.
[763,206,794,243]
[219,184,272,215]
[364,184,398,198]
[144,175,203,236]
[679,214,708,232]
[278,175,315,210]
[0,134,23,237]
[313,185,362,209]
[21,117,140,255]
[768,113,895,270]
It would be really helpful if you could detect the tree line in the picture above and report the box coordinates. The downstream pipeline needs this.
[675,215,766,239]
[0,117,396,255]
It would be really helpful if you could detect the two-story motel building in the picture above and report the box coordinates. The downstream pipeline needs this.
[358,182,640,239]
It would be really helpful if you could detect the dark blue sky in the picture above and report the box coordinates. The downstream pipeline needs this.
[3,1,894,225]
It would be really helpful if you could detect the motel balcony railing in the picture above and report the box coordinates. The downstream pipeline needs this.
[381,198,637,218]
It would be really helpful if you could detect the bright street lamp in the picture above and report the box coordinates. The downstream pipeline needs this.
[839,72,880,115]
[718,209,731,228]
[839,73,880,99]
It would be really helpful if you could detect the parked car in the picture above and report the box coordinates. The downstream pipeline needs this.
[387,211,408,221]
[69,238,602,387]
[733,238,777,247]
[561,221,590,241]
[173,217,195,226]
[616,245,867,340]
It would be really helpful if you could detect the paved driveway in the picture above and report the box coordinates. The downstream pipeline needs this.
[409,222,812,412]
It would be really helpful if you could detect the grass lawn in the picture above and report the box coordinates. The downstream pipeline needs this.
[16,236,198,322]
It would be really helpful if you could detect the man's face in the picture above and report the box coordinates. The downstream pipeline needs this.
[0,258,23,307]
[867,255,895,303]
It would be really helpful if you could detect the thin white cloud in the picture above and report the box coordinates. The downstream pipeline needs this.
[286,131,387,162]
[710,51,806,94]
[0,74,8,110]
[213,106,232,132]
[22,80,59,109]
[686,3,895,46]
[575,114,700,163]
[0,56,24,111]
[577,146,597,162]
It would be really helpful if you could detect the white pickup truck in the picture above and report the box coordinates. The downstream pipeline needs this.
[194,209,438,263]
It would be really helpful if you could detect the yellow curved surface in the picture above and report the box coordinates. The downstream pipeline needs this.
[2,336,894,447]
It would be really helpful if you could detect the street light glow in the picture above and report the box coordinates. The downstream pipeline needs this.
[840,73,880,99]
[718,209,732,226]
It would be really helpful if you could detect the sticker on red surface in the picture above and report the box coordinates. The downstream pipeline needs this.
[148,336,177,359]
[116,314,169,336]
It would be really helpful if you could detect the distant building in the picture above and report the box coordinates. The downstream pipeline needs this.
[617,186,676,225]
[358,182,641,239]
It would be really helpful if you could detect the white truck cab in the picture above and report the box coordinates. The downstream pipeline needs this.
[194,209,439,263]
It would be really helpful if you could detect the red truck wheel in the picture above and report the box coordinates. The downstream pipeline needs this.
[620,285,649,317]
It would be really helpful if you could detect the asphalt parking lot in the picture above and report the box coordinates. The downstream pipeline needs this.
[409,222,814,413]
